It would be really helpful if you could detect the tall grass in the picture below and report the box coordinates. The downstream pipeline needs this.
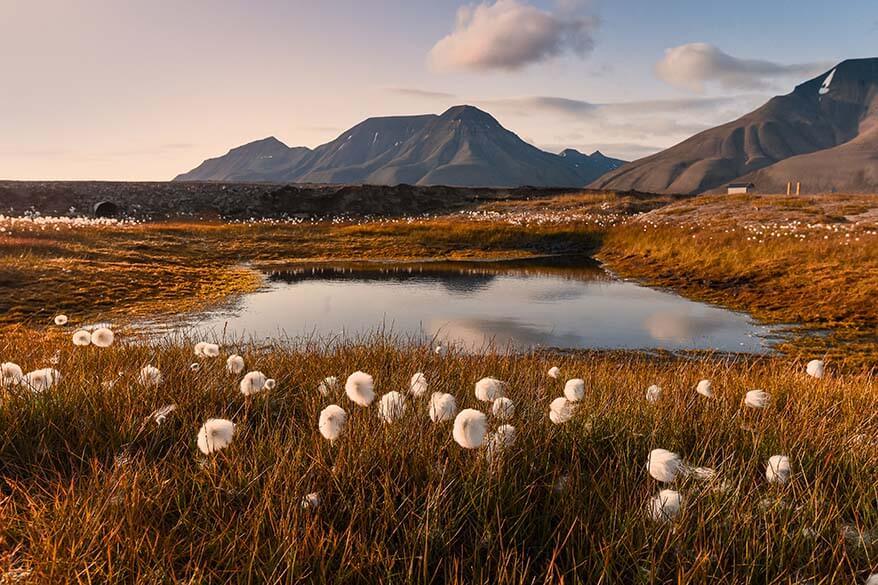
[1,333,875,583]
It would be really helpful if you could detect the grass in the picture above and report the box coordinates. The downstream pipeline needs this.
[0,333,876,583]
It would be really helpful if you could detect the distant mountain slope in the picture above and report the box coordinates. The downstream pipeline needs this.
[591,58,878,194]
[175,105,624,187]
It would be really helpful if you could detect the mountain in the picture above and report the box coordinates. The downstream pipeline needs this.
[175,106,624,187]
[591,58,878,194]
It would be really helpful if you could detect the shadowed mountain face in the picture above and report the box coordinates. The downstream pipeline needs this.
[591,58,878,194]
[175,106,625,187]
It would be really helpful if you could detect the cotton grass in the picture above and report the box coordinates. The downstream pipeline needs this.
[547,366,561,379]
[646,384,662,402]
[745,389,771,409]
[72,330,91,346]
[428,392,457,422]
[475,377,505,402]
[452,409,487,449]
[1,362,23,386]
[806,359,825,379]
[378,391,407,423]
[409,372,428,397]
[485,424,516,461]
[139,365,162,387]
[491,396,514,419]
[318,404,347,441]
[226,354,245,374]
[240,371,267,396]
[648,489,682,522]
[196,418,235,455]
[648,449,683,483]
[563,378,585,402]
[696,379,713,398]
[766,455,791,484]
[53,314,68,326]
[318,376,338,396]
[91,327,115,348]
[22,368,61,392]
[549,397,576,424]
[345,371,375,406]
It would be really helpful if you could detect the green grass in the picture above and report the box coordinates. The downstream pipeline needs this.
[1,334,876,583]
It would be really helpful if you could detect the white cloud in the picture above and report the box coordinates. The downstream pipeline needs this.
[428,0,597,72]
[655,43,830,92]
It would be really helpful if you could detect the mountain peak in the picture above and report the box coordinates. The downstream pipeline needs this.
[439,105,500,124]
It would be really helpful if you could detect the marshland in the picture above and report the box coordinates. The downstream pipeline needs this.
[1,189,876,583]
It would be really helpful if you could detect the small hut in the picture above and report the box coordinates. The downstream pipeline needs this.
[727,182,755,195]
[93,200,119,218]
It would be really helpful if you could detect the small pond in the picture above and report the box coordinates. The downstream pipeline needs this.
[158,257,782,352]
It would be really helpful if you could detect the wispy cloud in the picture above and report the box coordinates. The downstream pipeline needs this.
[655,43,831,92]
[386,88,457,99]
[428,0,597,72]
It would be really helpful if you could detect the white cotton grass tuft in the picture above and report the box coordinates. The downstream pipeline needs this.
[648,449,683,483]
[648,489,682,522]
[452,408,487,449]
[318,376,339,396]
[409,372,428,397]
[744,389,771,409]
[139,365,163,387]
[345,371,375,406]
[194,342,206,357]
[428,392,457,422]
[150,404,176,425]
[492,396,515,419]
[194,342,220,358]
[547,366,561,379]
[90,327,114,348]
[549,397,576,424]
[686,466,717,481]
[240,371,267,396]
[54,314,68,326]
[196,418,235,455]
[378,391,407,423]
[766,455,791,484]
[485,424,516,461]
[190,362,201,371]
[1,362,23,386]
[435,344,445,355]
[301,492,320,510]
[646,384,662,402]
[318,404,348,441]
[22,368,61,392]
[264,378,276,391]
[696,379,713,398]
[72,329,92,346]
[226,354,245,374]
[806,359,825,379]
[475,377,505,402]
[563,379,585,402]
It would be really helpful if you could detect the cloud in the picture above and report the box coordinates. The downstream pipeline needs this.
[428,0,597,72]
[479,95,747,117]
[655,43,830,92]
[386,88,457,99]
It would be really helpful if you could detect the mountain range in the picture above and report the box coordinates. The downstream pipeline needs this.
[592,58,878,194]
[175,106,625,187]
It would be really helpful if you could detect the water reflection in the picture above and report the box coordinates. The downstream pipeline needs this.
[175,257,778,352]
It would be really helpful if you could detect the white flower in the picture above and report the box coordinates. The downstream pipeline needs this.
[646,384,662,402]
[264,378,276,391]
[139,365,163,387]
[91,327,114,348]
[547,366,561,379]
[648,449,683,483]
[190,362,201,371]
[409,372,428,397]
[696,379,713,398]
[745,389,770,409]
[319,404,348,441]
[240,371,267,396]
[318,376,338,396]
[194,342,207,357]
[54,314,68,326]
[378,391,407,423]
[196,418,235,454]
[549,397,576,424]
[648,489,682,522]
[429,392,457,422]
[564,378,585,402]
[345,371,375,406]
[475,377,505,402]
[72,329,92,346]
[151,404,176,425]
[301,492,320,510]
[492,396,515,419]
[226,354,245,374]
[766,455,791,484]
[435,345,445,355]
[453,409,487,448]
[806,359,824,379]
[201,343,220,358]
[22,368,61,392]
[485,424,516,461]
[1,362,23,386]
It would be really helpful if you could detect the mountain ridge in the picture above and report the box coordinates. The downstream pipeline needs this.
[175,105,625,187]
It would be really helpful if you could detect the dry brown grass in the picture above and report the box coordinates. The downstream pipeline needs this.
[0,333,875,583]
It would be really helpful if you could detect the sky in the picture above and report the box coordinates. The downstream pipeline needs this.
[1,0,875,180]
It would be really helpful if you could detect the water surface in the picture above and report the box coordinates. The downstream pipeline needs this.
[169,258,780,352]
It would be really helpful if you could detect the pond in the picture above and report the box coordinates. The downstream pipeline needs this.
[162,257,781,352]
